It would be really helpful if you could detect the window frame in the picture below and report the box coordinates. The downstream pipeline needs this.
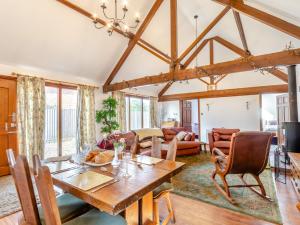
[126,94,150,130]
[45,82,77,156]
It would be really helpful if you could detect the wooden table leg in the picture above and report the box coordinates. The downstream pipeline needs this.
[125,192,154,225]
[141,192,153,225]
[125,201,139,225]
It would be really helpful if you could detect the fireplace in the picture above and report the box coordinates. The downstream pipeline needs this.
[281,122,300,153]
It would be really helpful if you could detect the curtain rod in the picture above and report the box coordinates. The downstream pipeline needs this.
[11,73,100,89]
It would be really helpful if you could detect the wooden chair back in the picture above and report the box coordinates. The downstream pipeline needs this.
[130,135,139,155]
[166,137,177,161]
[226,131,272,175]
[32,154,42,175]
[35,166,62,225]
[6,149,41,225]
[151,136,162,159]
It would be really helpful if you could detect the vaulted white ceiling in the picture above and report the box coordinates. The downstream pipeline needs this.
[0,0,299,94]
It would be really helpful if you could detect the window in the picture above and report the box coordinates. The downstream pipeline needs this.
[125,95,150,130]
[44,84,78,158]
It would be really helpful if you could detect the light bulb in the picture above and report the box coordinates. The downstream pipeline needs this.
[107,23,112,28]
[135,12,140,19]
[124,25,129,32]
[92,13,98,20]
[123,0,128,7]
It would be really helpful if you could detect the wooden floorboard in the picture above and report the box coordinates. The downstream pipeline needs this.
[1,177,299,225]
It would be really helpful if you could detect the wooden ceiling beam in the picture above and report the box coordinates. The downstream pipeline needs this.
[182,39,210,69]
[212,36,248,57]
[213,0,300,39]
[157,0,178,97]
[170,0,178,63]
[177,6,230,63]
[264,68,289,83]
[138,42,171,64]
[104,0,165,86]
[138,39,171,61]
[158,81,174,97]
[210,39,214,65]
[158,84,288,101]
[232,10,250,54]
[103,48,300,92]
[56,0,170,67]
[213,36,288,83]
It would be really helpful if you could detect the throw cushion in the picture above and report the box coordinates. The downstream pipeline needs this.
[184,133,192,141]
[176,131,187,141]
[214,141,231,149]
[213,132,220,141]
[140,141,152,149]
[220,134,232,141]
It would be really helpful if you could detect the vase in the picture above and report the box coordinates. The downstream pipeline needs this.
[111,146,120,167]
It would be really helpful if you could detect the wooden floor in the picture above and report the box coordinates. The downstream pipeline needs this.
[1,177,299,225]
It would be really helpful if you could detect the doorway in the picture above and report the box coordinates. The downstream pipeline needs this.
[0,77,17,176]
[180,99,199,138]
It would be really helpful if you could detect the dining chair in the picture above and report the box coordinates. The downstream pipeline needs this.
[130,135,139,155]
[34,165,127,225]
[6,149,90,225]
[211,131,272,204]
[33,154,95,222]
[151,136,162,159]
[153,137,177,225]
[6,149,41,225]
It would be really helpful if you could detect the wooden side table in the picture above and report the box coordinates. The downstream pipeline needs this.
[199,142,208,153]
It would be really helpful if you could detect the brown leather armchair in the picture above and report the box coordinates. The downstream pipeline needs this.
[211,131,273,204]
[208,128,240,154]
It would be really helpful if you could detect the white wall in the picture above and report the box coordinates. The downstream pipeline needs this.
[200,95,261,141]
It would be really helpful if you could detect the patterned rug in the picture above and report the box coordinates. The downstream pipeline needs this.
[0,175,22,218]
[0,175,53,219]
[172,153,282,224]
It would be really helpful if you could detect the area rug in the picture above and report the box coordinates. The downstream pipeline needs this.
[0,175,50,219]
[172,153,282,224]
[0,175,22,218]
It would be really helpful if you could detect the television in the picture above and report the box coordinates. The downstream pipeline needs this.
[281,122,300,153]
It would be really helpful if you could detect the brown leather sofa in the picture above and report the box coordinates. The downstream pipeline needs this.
[98,127,201,157]
[161,127,200,157]
[208,128,240,154]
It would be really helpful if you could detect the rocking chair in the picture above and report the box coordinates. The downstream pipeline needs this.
[211,131,273,204]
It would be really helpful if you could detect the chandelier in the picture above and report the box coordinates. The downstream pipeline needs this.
[92,0,140,36]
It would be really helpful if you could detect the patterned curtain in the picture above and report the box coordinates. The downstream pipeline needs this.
[17,75,45,160]
[150,96,158,128]
[112,91,126,131]
[77,85,96,152]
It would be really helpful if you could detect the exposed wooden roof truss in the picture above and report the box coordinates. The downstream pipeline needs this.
[56,0,300,99]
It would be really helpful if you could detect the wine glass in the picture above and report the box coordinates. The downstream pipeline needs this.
[122,152,131,178]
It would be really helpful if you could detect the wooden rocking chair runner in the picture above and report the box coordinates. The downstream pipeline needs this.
[211,131,273,204]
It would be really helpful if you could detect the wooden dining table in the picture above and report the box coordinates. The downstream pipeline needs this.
[50,155,185,225]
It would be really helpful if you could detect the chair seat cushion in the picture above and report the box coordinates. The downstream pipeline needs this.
[64,209,127,225]
[213,141,230,149]
[153,182,173,198]
[38,193,89,224]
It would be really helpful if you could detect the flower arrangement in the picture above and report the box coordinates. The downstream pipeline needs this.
[113,138,126,152]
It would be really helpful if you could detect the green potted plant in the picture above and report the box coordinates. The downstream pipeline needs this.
[96,96,119,134]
